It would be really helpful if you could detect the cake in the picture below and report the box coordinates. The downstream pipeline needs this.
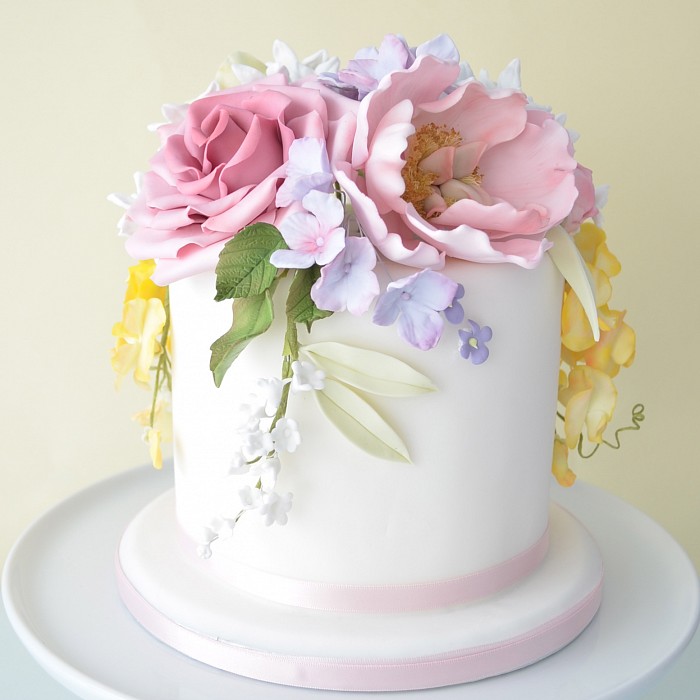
[110,34,638,691]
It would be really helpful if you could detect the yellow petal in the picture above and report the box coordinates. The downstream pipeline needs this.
[559,366,618,448]
[124,260,166,303]
[552,436,576,487]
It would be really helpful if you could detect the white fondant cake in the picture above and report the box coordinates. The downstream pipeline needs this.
[111,32,639,692]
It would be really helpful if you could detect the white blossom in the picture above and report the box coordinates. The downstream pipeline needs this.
[260,491,293,526]
[250,455,282,491]
[291,360,325,392]
[271,418,301,453]
[241,428,274,461]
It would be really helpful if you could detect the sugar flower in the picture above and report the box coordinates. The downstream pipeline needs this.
[338,54,580,269]
[252,376,287,416]
[443,283,465,324]
[372,269,457,350]
[239,485,263,510]
[132,400,172,470]
[291,360,325,392]
[260,491,294,526]
[240,428,274,461]
[271,417,301,453]
[269,190,346,269]
[122,78,340,284]
[559,366,617,449]
[249,455,282,491]
[275,138,334,207]
[217,40,339,88]
[551,436,576,487]
[112,297,167,388]
[311,235,379,315]
[458,320,492,364]
[322,33,459,100]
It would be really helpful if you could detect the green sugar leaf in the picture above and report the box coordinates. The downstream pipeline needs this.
[286,266,332,331]
[215,223,286,301]
[315,378,411,463]
[302,341,436,397]
[209,290,274,387]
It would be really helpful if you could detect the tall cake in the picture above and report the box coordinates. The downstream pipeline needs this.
[111,34,637,691]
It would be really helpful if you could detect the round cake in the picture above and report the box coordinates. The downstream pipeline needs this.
[110,32,636,691]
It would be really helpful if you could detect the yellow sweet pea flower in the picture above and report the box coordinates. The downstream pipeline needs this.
[582,309,636,378]
[112,297,166,388]
[552,436,576,487]
[133,401,172,470]
[124,259,166,304]
[574,223,621,279]
[559,366,618,449]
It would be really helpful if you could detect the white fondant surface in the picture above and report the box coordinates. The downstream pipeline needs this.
[169,257,564,588]
[118,489,602,660]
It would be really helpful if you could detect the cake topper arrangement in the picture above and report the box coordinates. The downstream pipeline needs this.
[111,34,641,538]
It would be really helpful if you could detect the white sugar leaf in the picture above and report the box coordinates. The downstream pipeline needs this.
[315,378,411,463]
[302,342,436,397]
[546,225,600,342]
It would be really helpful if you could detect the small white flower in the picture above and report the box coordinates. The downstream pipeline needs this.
[228,450,249,475]
[231,401,265,432]
[271,418,301,453]
[259,491,293,526]
[291,360,325,392]
[239,485,263,510]
[252,377,287,417]
[241,429,274,461]
[250,455,282,491]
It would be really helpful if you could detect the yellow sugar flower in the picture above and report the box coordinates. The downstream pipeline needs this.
[582,309,636,378]
[574,223,621,278]
[133,401,172,470]
[112,297,166,387]
[559,366,618,449]
[552,435,576,487]
[124,259,167,304]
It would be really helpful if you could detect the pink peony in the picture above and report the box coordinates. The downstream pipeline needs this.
[338,56,581,269]
[124,76,355,284]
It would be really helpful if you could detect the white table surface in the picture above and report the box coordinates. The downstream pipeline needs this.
[2,466,698,700]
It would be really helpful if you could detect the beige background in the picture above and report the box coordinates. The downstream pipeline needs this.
[1,0,698,589]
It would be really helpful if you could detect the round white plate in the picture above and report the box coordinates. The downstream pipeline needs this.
[2,466,699,700]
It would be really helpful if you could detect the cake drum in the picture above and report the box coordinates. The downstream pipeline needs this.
[3,465,699,700]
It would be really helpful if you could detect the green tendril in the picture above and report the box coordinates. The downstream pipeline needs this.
[577,403,646,459]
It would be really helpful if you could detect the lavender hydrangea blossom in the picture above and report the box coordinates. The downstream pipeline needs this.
[458,320,493,364]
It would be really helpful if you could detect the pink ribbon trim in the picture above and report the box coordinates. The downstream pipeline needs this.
[195,526,550,613]
[115,554,603,691]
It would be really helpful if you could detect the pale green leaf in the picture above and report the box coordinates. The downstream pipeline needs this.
[302,342,436,396]
[315,378,411,463]
[546,225,599,341]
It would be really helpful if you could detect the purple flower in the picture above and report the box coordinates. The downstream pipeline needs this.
[311,236,379,315]
[458,320,492,364]
[372,269,458,350]
[275,138,334,207]
[269,190,346,269]
[321,34,459,100]
[443,283,465,324]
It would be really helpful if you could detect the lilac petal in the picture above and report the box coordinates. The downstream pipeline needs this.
[269,248,315,269]
[372,288,402,326]
[470,345,490,365]
[444,300,464,325]
[397,306,444,350]
[407,269,458,311]
[414,34,460,64]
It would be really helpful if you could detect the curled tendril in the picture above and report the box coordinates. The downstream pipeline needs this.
[577,403,645,459]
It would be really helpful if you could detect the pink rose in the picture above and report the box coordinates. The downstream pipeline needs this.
[124,76,352,284]
[338,56,581,269]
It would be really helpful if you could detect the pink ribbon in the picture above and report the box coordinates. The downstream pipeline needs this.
[115,554,603,691]
[194,526,550,613]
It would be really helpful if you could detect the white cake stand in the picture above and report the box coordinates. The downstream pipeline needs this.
[2,465,699,700]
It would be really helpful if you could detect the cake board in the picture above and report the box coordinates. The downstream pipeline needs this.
[2,464,699,699]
